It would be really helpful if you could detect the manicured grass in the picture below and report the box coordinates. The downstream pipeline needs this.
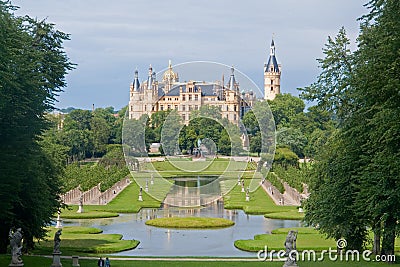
[223,181,298,215]
[146,158,248,178]
[234,227,337,252]
[0,255,395,266]
[34,226,139,255]
[264,210,305,220]
[61,208,119,219]
[60,182,162,219]
[145,217,235,229]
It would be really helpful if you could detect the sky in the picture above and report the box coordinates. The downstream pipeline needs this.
[12,0,368,111]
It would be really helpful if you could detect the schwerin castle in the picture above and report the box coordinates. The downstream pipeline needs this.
[128,39,281,125]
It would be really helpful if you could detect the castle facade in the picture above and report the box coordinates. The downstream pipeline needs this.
[128,40,281,123]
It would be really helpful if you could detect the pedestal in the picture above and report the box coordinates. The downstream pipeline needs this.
[138,195,143,201]
[77,205,83,213]
[9,263,24,267]
[51,252,62,267]
[245,196,250,202]
[241,187,245,193]
[72,255,80,267]
[145,186,148,192]
[55,214,63,228]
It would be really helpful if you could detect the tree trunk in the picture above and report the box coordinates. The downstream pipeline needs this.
[373,230,381,255]
[381,215,396,263]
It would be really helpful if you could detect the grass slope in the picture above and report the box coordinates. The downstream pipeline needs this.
[61,182,162,219]
[223,181,299,216]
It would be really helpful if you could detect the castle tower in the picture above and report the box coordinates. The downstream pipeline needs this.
[264,39,281,100]
[129,69,142,119]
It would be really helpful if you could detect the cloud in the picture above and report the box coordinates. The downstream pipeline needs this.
[12,0,367,109]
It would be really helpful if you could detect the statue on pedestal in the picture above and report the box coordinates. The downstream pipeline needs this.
[283,230,298,267]
[9,228,23,266]
[53,229,62,254]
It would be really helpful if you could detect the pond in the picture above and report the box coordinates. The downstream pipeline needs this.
[65,177,301,257]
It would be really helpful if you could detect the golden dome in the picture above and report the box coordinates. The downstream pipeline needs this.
[162,60,178,82]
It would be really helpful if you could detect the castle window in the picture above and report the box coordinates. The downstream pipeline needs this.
[175,105,178,110]
[195,105,198,110]
[130,105,133,112]
[195,95,198,101]
[160,105,164,111]
[175,98,178,101]
[271,80,273,85]
[189,105,192,111]
[234,105,237,111]
[271,86,274,91]
[144,105,146,111]
[167,105,171,110]
[226,106,229,111]
[182,95,186,101]
[182,105,186,111]
[189,95,192,101]
[234,114,237,121]
[182,115,185,121]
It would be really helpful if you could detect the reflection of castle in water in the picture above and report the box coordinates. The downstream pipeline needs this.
[163,176,221,207]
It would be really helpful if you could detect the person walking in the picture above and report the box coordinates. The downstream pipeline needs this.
[97,257,104,267]
[105,257,111,267]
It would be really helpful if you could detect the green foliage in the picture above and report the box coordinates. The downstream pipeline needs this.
[272,164,310,192]
[301,1,400,253]
[273,147,299,168]
[265,172,285,193]
[268,93,305,127]
[62,162,129,192]
[0,2,73,252]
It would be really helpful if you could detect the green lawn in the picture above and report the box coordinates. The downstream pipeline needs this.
[60,181,162,219]
[0,255,396,267]
[223,180,299,215]
[145,217,234,229]
[235,227,339,252]
[33,226,139,255]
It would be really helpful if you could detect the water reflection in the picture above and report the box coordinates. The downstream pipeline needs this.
[66,201,300,257]
[164,176,220,207]
[65,176,301,256]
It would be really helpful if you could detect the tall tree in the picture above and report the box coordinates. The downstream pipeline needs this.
[0,2,73,251]
[302,0,400,256]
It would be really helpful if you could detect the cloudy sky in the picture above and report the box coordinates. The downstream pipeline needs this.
[13,0,367,110]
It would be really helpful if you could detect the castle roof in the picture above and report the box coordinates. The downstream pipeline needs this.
[163,84,217,97]
[265,38,280,73]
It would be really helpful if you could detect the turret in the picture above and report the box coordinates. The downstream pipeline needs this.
[133,69,140,92]
[264,38,281,100]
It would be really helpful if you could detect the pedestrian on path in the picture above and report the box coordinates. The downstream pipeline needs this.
[105,257,111,267]
[98,257,104,267]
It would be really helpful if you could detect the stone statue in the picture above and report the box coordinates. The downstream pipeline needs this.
[53,229,62,253]
[9,228,23,265]
[283,230,298,267]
